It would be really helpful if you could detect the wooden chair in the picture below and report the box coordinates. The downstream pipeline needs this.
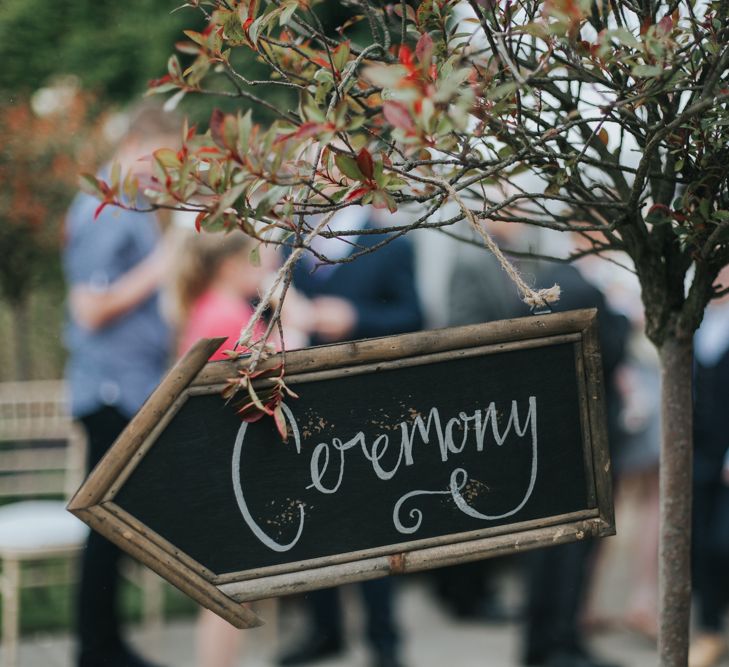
[0,381,164,667]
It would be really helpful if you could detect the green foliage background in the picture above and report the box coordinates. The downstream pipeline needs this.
[0,0,194,100]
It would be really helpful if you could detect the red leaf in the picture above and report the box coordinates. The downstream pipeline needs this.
[371,189,396,212]
[415,33,434,67]
[147,74,172,89]
[647,203,671,217]
[398,44,414,69]
[197,146,225,156]
[94,201,110,220]
[657,15,673,35]
[241,410,267,423]
[346,186,371,201]
[209,108,226,149]
[312,56,332,69]
[383,101,416,132]
[356,147,374,180]
[274,121,326,145]
[194,211,206,232]
[273,406,288,442]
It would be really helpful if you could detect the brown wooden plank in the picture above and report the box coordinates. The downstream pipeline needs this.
[67,337,226,512]
[72,504,262,628]
[192,310,598,387]
[220,516,611,602]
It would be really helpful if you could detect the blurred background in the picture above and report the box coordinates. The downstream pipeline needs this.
[0,2,714,666]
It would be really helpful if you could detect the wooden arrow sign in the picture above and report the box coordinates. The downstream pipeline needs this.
[68,308,614,628]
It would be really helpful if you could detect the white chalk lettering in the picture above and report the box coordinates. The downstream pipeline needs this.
[232,403,305,552]
[232,397,539,551]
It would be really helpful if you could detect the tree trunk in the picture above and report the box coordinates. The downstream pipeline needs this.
[9,298,32,381]
[658,335,694,666]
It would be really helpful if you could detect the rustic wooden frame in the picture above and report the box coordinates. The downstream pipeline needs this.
[68,308,614,628]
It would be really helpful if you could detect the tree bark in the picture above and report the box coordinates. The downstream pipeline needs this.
[658,335,694,666]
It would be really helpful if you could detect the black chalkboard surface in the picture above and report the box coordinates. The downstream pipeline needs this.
[69,309,614,628]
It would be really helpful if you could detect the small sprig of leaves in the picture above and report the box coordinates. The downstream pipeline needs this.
[222,363,299,441]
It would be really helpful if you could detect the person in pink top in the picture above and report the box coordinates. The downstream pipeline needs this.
[172,226,312,667]
[174,230,268,360]
[171,229,273,667]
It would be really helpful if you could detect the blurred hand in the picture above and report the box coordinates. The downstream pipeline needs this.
[71,232,172,331]
[311,296,357,342]
[722,464,729,486]
[280,287,316,334]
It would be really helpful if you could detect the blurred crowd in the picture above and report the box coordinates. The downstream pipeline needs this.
[59,106,729,667]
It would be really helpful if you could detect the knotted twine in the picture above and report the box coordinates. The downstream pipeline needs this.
[440,180,561,311]
[237,180,560,356]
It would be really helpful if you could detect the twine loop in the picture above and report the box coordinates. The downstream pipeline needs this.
[440,180,561,313]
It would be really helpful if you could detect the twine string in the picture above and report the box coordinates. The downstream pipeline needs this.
[237,212,338,355]
[440,180,560,311]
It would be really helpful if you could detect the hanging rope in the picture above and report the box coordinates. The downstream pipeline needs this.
[439,179,561,311]
[237,211,338,353]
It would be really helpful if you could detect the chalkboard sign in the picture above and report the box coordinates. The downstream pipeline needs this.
[68,309,614,629]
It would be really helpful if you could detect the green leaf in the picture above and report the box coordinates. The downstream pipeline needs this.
[335,154,364,181]
[123,170,139,202]
[362,65,408,88]
[255,184,289,216]
[110,162,121,190]
[167,55,183,80]
[631,64,663,77]
[79,174,104,198]
[332,41,351,72]
[605,28,639,48]
[154,148,181,169]
[371,189,397,212]
[249,244,261,267]
[279,0,298,25]
[273,405,289,441]
[237,109,253,155]
[223,114,238,152]
[488,81,518,100]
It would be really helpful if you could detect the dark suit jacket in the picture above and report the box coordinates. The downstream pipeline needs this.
[539,264,629,458]
[292,223,423,345]
[694,345,729,481]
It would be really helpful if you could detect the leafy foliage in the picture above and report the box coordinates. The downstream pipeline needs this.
[94,0,729,347]
[84,0,729,418]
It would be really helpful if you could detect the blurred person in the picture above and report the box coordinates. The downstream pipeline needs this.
[438,225,535,622]
[172,228,270,360]
[170,226,269,667]
[448,224,536,326]
[448,225,628,667]
[63,103,179,667]
[169,220,311,667]
[521,252,628,667]
[573,242,661,641]
[689,268,729,667]
[277,205,423,667]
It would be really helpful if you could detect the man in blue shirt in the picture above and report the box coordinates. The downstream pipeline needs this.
[63,104,177,667]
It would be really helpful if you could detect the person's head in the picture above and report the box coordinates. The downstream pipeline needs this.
[171,230,264,324]
[114,101,182,178]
